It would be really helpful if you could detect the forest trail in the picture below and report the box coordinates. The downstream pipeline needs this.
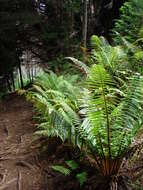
[0,94,47,190]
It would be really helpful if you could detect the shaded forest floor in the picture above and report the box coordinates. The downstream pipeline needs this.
[0,94,48,190]
[0,94,143,190]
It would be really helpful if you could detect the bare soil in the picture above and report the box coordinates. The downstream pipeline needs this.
[0,93,48,190]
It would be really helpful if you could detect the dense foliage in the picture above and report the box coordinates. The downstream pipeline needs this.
[113,0,143,43]
[0,0,38,92]
[0,0,125,94]
[25,72,81,144]
[24,34,143,189]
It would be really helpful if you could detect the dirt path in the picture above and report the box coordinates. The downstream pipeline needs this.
[0,94,47,190]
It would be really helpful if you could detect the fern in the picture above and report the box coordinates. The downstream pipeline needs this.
[51,165,71,176]
[65,57,89,75]
[26,72,81,144]
[90,35,128,75]
[51,161,87,187]
[113,0,143,43]
[79,63,143,176]
[65,160,79,170]
[76,172,87,187]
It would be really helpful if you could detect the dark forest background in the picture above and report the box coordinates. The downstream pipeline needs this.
[0,0,125,93]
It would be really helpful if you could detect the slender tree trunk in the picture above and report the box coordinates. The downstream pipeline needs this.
[69,0,74,34]
[6,76,12,92]
[31,65,34,82]
[82,0,88,48]
[16,21,24,89]
[60,0,63,24]
[11,71,15,91]
[26,50,31,82]
[88,0,94,35]
[18,56,24,89]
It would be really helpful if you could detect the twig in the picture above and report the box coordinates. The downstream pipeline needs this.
[17,169,22,190]
[16,160,34,170]
[0,157,12,161]
[0,173,6,184]
[0,178,17,190]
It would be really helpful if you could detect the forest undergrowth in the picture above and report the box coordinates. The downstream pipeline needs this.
[0,93,143,190]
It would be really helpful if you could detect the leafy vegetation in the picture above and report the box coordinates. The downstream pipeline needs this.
[80,64,143,176]
[52,160,87,187]
[23,34,143,189]
[113,0,143,43]
[1,0,143,189]
[25,72,81,144]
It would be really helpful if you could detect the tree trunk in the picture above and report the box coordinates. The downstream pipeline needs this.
[6,76,12,92]
[11,71,15,91]
[82,0,88,48]
[18,56,24,89]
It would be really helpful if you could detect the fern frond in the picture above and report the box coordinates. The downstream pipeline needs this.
[51,165,71,176]
[65,160,79,170]
[76,172,87,186]
[110,76,143,158]
[91,35,128,74]
[65,57,89,75]
[82,64,118,158]
[26,72,81,144]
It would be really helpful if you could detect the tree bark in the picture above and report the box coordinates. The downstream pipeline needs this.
[11,71,15,91]
[82,0,88,48]
[17,55,24,89]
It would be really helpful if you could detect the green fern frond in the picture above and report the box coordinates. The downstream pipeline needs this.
[51,165,71,176]
[76,172,87,186]
[26,72,81,144]
[110,76,143,157]
[65,160,79,170]
[65,57,89,75]
[80,60,143,160]
[90,35,128,75]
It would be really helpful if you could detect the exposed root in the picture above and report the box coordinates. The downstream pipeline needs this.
[0,178,17,190]
[16,160,35,170]
[17,170,22,190]
[0,173,7,184]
